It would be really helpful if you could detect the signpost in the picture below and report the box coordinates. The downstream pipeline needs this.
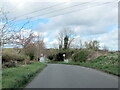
[63,54,65,62]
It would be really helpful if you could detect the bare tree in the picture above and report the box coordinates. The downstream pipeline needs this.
[0,8,30,48]
[0,8,13,47]
[57,28,75,49]
[57,30,64,49]
[71,37,83,49]
[14,29,35,47]
[34,34,45,61]
[84,40,100,50]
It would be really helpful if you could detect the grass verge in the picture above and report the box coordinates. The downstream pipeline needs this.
[2,62,47,89]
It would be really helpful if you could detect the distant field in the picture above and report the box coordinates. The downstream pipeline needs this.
[2,62,47,89]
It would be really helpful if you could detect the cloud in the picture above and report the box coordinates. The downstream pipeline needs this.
[0,0,118,50]
[69,27,118,50]
[33,31,48,36]
[0,22,4,30]
[97,28,118,50]
[44,38,49,43]
[48,39,59,48]
[34,1,117,35]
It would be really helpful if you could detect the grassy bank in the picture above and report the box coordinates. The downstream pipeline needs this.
[2,62,47,89]
[49,53,119,76]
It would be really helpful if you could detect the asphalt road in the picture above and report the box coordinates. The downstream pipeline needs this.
[25,64,118,88]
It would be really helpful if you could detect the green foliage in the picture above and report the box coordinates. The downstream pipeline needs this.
[23,43,36,60]
[72,50,89,62]
[59,44,62,49]
[55,52,64,61]
[81,53,119,76]
[47,49,63,61]
[64,35,69,49]
[2,62,47,88]
[47,48,78,61]
[2,61,17,68]
[48,55,54,60]
[2,49,29,62]
[28,53,34,60]
[90,54,118,65]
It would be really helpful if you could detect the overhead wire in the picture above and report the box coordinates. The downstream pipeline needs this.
[7,0,117,29]
[46,0,118,19]
[10,2,66,20]
[13,0,117,21]
[10,0,97,20]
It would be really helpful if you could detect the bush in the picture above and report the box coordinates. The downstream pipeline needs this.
[48,55,54,60]
[2,60,17,68]
[55,52,64,61]
[47,49,77,61]
[48,53,64,61]
[28,53,34,60]
[72,50,89,62]
[2,49,29,62]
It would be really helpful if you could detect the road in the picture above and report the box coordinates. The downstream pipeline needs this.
[25,64,118,88]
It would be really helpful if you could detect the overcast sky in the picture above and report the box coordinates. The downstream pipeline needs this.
[0,0,118,50]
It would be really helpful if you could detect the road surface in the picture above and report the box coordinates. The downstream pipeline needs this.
[25,64,118,88]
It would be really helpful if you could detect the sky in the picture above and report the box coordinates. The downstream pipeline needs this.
[0,0,119,50]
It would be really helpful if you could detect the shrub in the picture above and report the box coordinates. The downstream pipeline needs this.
[55,52,64,61]
[2,60,17,68]
[48,53,64,61]
[47,49,77,61]
[48,55,54,60]
[2,49,29,62]
[72,50,89,62]
[28,53,34,60]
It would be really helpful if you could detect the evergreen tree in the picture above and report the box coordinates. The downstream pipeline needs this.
[64,35,69,49]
